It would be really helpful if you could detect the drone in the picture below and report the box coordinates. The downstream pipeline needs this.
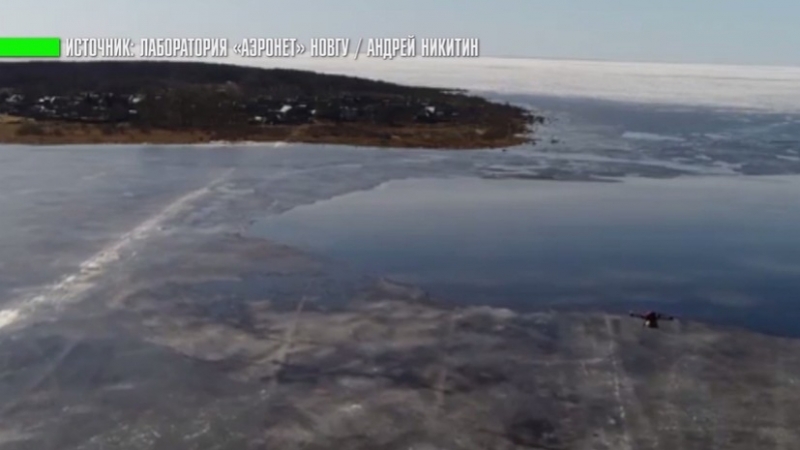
[629,310,675,328]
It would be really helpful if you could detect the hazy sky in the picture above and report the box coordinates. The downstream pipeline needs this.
[2,0,798,66]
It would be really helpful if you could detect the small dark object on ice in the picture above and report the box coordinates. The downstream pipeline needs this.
[629,310,675,328]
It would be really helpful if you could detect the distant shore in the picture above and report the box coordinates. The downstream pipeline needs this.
[0,60,538,150]
[0,116,532,149]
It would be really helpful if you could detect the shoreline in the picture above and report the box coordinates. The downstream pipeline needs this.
[0,119,532,150]
[0,61,538,150]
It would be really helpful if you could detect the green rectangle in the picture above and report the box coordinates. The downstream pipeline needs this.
[0,37,61,58]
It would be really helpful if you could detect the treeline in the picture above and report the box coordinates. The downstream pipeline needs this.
[0,61,446,98]
[136,86,246,129]
[0,61,535,132]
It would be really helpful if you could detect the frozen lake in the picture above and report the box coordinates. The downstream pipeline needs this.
[2,93,799,336]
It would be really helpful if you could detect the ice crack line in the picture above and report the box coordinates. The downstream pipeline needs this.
[0,168,235,330]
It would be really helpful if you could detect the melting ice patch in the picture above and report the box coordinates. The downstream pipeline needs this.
[622,132,685,142]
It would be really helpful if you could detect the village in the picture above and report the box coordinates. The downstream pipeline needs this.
[0,61,534,147]
[0,89,460,127]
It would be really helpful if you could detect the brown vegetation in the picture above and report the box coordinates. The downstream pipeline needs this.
[0,118,530,149]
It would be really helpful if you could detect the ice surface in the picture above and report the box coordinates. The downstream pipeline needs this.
[223,56,800,113]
